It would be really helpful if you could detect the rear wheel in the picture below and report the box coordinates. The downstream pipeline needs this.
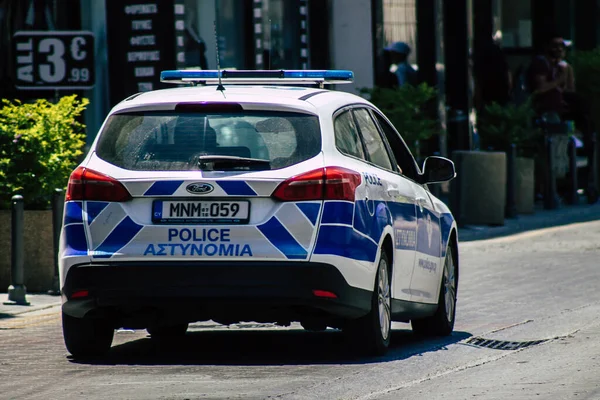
[344,250,391,356]
[412,245,457,336]
[62,312,114,358]
[147,323,189,339]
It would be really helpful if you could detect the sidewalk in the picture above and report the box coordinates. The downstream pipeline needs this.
[458,202,600,242]
[1,202,599,319]
[0,293,61,318]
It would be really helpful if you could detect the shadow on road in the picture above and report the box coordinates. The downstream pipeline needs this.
[70,327,471,366]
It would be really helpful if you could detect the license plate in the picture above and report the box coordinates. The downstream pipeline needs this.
[152,200,250,224]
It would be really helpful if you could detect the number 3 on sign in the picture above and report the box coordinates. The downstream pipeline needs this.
[38,38,66,83]
[38,36,88,84]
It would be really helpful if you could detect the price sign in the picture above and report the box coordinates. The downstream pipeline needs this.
[13,31,95,90]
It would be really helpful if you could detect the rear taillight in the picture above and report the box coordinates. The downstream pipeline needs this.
[70,289,89,299]
[272,167,362,202]
[65,166,132,202]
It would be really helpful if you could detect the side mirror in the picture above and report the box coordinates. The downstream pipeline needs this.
[420,156,456,184]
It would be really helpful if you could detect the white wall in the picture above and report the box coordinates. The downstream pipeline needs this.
[330,0,374,93]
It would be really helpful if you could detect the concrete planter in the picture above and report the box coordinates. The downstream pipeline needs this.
[515,157,535,214]
[0,210,55,292]
[451,150,507,226]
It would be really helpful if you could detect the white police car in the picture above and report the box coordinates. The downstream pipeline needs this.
[59,70,459,358]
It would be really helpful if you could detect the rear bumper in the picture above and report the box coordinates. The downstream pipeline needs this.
[62,261,372,325]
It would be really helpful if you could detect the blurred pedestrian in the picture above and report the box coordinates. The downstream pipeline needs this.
[385,42,418,87]
[528,34,568,117]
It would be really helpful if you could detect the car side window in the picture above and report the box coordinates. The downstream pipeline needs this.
[353,108,394,171]
[373,112,419,181]
[334,110,366,160]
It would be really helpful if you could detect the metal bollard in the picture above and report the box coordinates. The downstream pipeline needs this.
[567,137,579,205]
[544,135,559,210]
[505,143,518,218]
[4,195,29,306]
[48,188,64,295]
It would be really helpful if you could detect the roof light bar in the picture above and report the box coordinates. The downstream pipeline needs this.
[160,69,354,86]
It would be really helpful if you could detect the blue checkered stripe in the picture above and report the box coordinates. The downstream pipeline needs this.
[256,202,321,260]
[313,200,382,262]
[62,201,89,257]
[83,201,143,258]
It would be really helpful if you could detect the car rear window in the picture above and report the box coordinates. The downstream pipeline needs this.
[95,111,321,171]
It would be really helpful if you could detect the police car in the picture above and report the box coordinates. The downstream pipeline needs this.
[59,70,459,358]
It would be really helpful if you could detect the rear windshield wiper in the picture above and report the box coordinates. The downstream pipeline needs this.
[197,155,271,170]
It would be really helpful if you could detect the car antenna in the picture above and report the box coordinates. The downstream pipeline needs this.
[213,2,225,94]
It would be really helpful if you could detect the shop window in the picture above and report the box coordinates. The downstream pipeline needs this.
[373,0,418,87]
[255,0,308,69]
[500,0,532,48]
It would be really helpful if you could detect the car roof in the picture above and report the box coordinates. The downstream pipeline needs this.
[110,85,372,115]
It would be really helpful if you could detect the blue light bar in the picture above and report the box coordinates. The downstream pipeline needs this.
[160,69,354,86]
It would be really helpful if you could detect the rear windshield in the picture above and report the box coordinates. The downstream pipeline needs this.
[95,111,321,171]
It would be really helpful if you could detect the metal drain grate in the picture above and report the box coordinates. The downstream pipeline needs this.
[465,337,548,350]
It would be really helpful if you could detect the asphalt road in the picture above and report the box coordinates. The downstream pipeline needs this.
[1,220,600,400]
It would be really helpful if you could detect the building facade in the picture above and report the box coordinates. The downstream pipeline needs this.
[0,0,599,153]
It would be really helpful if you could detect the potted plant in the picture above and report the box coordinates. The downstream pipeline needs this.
[476,99,542,214]
[0,95,88,291]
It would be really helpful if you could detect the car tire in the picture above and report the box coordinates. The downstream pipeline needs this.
[62,312,114,358]
[411,245,457,336]
[344,250,392,356]
[147,323,189,339]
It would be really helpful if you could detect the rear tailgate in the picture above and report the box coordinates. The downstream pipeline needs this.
[76,104,325,262]
[83,171,323,262]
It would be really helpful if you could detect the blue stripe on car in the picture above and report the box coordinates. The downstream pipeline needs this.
[353,200,391,242]
[217,181,257,196]
[440,213,454,257]
[86,202,109,225]
[415,209,442,258]
[314,225,378,262]
[93,216,143,258]
[257,217,307,259]
[321,201,353,225]
[296,202,320,226]
[63,223,88,256]
[64,201,83,225]
[144,181,184,196]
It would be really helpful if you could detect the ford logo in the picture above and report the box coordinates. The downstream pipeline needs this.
[186,182,214,195]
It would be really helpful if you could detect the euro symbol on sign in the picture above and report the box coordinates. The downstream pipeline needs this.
[70,37,86,61]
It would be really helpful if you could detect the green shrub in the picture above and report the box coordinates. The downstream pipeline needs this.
[0,95,88,210]
[359,84,438,156]
[476,98,542,157]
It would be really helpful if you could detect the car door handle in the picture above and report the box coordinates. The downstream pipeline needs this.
[387,188,400,197]
[415,197,428,212]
